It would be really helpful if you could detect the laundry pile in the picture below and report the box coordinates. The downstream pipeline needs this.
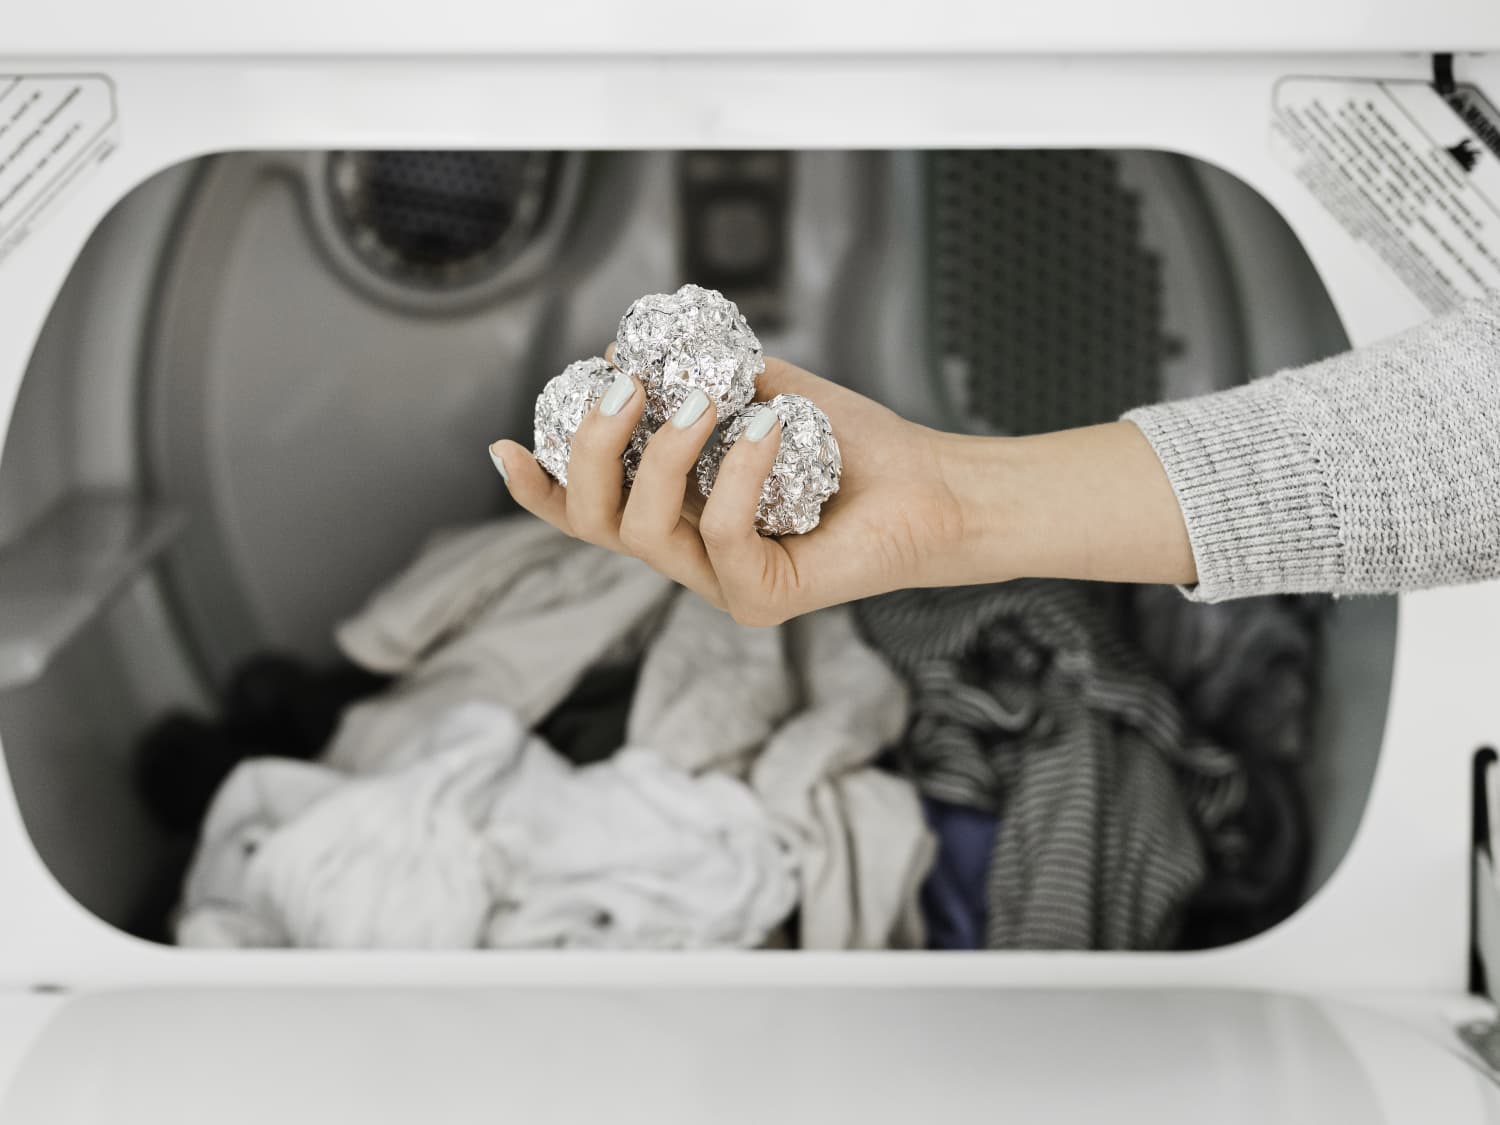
[149,519,1321,952]
[167,517,931,950]
[1130,585,1321,948]
[855,581,1321,950]
[137,656,391,835]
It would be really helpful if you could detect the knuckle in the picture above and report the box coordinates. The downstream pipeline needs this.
[568,423,606,459]
[566,510,616,548]
[697,512,736,551]
[640,429,692,473]
[630,448,664,484]
[727,599,783,629]
[616,519,655,558]
[722,582,783,628]
[506,490,540,518]
[575,409,630,453]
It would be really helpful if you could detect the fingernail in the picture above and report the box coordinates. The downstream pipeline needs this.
[599,372,636,417]
[671,389,711,430]
[488,443,510,483]
[745,407,778,442]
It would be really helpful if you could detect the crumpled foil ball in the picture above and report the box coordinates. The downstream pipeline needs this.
[613,284,764,426]
[533,357,650,486]
[697,393,842,536]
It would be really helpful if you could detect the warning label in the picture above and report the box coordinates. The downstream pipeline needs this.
[0,75,117,266]
[1272,77,1500,314]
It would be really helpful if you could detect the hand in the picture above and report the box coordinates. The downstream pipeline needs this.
[491,355,1197,624]
[491,357,975,626]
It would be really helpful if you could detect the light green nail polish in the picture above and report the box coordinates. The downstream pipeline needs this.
[599,372,636,417]
[745,407,777,442]
[489,445,509,483]
[672,389,711,429]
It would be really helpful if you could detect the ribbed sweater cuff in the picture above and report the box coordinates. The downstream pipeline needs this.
[1124,380,1344,602]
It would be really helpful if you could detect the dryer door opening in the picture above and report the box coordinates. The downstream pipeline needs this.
[0,148,1395,957]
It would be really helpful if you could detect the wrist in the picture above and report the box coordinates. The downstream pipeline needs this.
[930,422,1197,588]
[930,430,1029,586]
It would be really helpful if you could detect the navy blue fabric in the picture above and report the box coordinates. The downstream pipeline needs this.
[920,797,999,950]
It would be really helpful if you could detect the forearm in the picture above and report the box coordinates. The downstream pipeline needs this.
[935,294,1500,603]
[1129,296,1500,601]
[936,423,1197,588]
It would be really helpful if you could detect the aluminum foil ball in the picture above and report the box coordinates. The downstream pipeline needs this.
[696,393,842,536]
[533,357,649,486]
[614,284,764,426]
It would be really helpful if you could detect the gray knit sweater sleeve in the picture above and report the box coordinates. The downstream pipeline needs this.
[1123,295,1500,603]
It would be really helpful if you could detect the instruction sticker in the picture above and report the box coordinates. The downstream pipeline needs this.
[0,75,117,266]
[1272,77,1500,313]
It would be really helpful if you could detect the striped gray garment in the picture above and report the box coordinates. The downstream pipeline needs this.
[856,580,1228,951]
[1130,584,1322,762]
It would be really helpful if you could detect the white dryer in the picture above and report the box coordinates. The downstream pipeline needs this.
[3,4,1500,1121]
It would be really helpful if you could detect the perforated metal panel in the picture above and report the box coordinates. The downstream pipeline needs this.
[325,150,559,290]
[928,150,1176,435]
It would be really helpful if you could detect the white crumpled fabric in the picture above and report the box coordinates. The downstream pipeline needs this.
[177,702,797,950]
[751,609,934,949]
[629,596,933,949]
[177,515,931,951]
[325,519,676,775]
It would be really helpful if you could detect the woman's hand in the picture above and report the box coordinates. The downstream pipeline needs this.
[491,357,979,625]
[491,355,1197,625]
